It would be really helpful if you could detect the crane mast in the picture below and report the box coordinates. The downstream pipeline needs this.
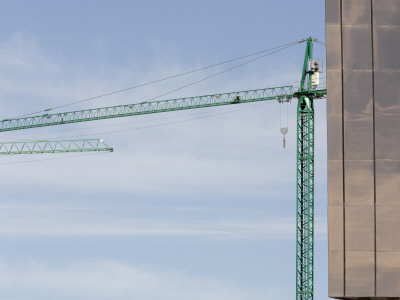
[295,37,317,300]
[0,37,325,299]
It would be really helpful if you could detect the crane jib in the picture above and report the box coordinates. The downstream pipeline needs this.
[0,86,298,132]
[0,87,326,133]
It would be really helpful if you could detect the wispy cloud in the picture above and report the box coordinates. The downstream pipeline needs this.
[0,32,305,198]
[0,258,279,300]
[0,3,328,299]
[0,32,327,243]
[0,203,326,239]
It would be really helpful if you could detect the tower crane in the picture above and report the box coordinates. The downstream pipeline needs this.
[1,37,325,300]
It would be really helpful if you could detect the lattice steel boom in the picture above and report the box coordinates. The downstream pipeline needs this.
[0,86,295,132]
[0,139,113,155]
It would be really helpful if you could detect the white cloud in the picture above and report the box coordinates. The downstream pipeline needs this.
[0,5,328,300]
[0,33,328,254]
[0,202,326,239]
[0,258,278,300]
[0,33,302,198]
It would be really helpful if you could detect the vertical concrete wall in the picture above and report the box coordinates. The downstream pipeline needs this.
[326,0,400,298]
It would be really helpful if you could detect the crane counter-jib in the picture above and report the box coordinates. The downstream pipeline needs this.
[0,86,296,132]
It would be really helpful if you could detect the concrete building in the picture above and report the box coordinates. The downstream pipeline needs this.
[326,0,400,298]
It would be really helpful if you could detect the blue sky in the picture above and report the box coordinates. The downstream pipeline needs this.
[0,1,327,299]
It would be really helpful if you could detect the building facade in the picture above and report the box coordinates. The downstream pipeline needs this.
[326,0,400,298]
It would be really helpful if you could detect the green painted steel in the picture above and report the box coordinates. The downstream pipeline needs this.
[296,37,316,300]
[0,139,113,155]
[294,89,326,99]
[0,86,294,132]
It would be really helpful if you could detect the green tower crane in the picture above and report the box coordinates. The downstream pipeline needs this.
[0,37,325,299]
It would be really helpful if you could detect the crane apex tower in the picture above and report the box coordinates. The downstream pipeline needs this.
[326,0,400,298]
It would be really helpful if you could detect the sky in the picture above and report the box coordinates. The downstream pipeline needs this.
[0,1,327,299]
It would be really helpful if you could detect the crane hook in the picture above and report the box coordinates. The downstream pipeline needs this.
[279,100,289,149]
[280,127,288,149]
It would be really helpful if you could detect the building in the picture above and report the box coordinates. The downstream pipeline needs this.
[326,0,400,298]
